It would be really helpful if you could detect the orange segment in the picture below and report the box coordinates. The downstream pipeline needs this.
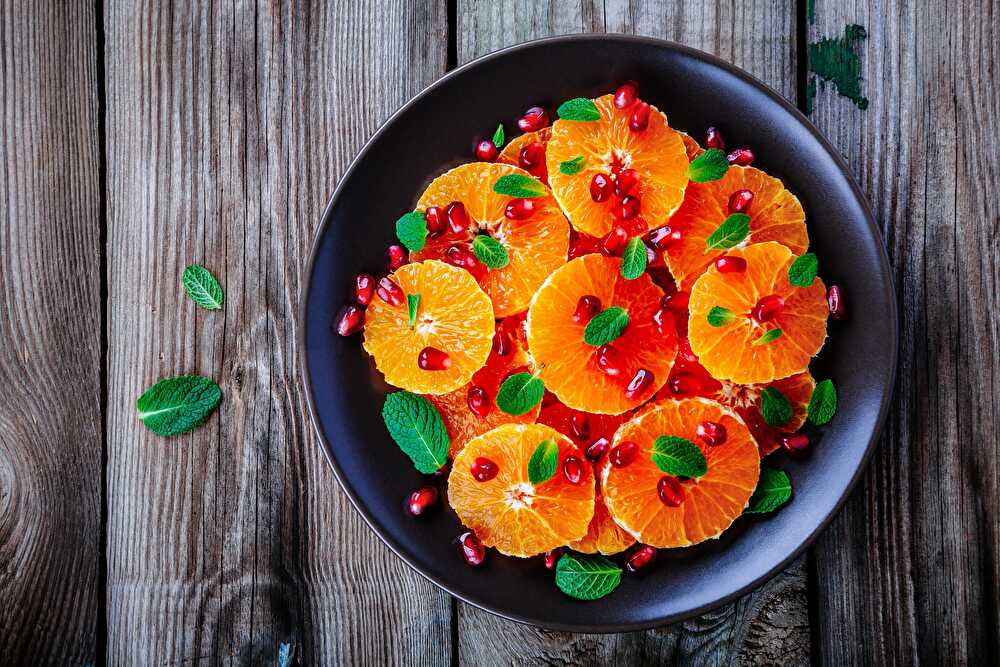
[498,127,552,184]
[677,131,704,161]
[568,492,636,555]
[527,254,678,415]
[601,398,760,548]
[413,162,570,317]
[664,166,809,290]
[688,242,828,384]
[546,94,689,238]
[362,260,493,394]
[448,424,595,557]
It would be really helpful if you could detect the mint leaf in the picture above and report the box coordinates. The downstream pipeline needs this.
[407,293,420,329]
[559,155,586,175]
[788,252,819,287]
[493,173,545,198]
[707,306,737,327]
[745,466,792,514]
[527,439,559,484]
[492,123,505,148]
[496,372,545,416]
[472,235,509,269]
[395,210,427,252]
[651,436,708,478]
[686,148,729,183]
[557,97,601,121]
[381,392,450,473]
[752,328,782,346]
[705,213,750,251]
[583,306,628,346]
[182,265,224,311]
[759,387,792,427]
[620,238,647,280]
[807,379,837,425]
[136,375,222,437]
[555,552,622,600]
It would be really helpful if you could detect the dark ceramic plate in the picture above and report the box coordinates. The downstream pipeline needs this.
[300,35,897,632]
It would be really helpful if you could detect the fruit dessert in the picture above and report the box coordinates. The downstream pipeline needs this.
[335,82,843,601]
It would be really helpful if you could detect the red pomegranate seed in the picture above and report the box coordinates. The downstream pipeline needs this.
[444,244,487,280]
[677,338,699,364]
[714,255,747,273]
[568,234,600,259]
[828,285,847,320]
[696,420,728,446]
[518,141,546,172]
[458,531,486,566]
[471,457,499,482]
[615,168,640,196]
[610,441,638,468]
[600,225,629,256]
[728,189,754,213]
[596,344,625,377]
[405,486,439,516]
[648,225,681,250]
[544,547,563,570]
[475,139,498,162]
[644,242,665,269]
[492,328,512,357]
[334,304,365,336]
[614,195,641,221]
[569,411,591,441]
[727,147,755,166]
[781,433,810,453]
[705,126,725,150]
[418,346,452,371]
[585,437,610,463]
[445,201,470,235]
[625,368,654,399]
[625,544,658,573]
[505,197,536,220]
[386,244,407,271]
[467,385,490,418]
[663,291,690,314]
[669,371,706,396]
[752,294,785,322]
[572,295,602,324]
[376,276,405,306]
[590,173,613,202]
[629,102,651,131]
[352,273,375,306]
[657,476,685,507]
[651,306,675,338]
[562,456,584,485]
[613,81,639,109]
[425,206,446,238]
[517,106,548,133]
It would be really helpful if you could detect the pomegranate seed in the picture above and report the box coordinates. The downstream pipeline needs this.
[352,273,375,306]
[648,225,681,250]
[568,234,600,259]
[727,147,755,166]
[471,457,499,482]
[625,369,654,399]
[625,544,658,573]
[614,168,640,196]
[614,195,641,221]
[492,327,512,357]
[544,547,563,570]
[444,244,487,280]
[475,139,498,162]
[781,433,810,453]
[569,411,591,441]
[663,291,690,314]
[696,420,727,446]
[334,304,365,336]
[585,437,610,463]
[629,102,651,131]
[596,344,625,377]
[705,126,725,150]
[613,81,639,109]
[517,106,548,133]
[518,141,546,173]
[563,456,584,485]
[752,294,785,322]
[669,371,706,396]
[467,385,490,418]
[445,201,470,235]
[728,189,754,213]
[657,476,685,506]
[651,306,675,338]
[714,255,747,273]
[600,225,629,256]
[590,173,613,202]
[424,206,446,238]
[645,242,665,269]
[458,531,486,566]
[405,486,439,516]
[677,338,699,364]
[610,441,638,468]
[504,197,536,220]
[376,276,405,306]
[418,346,452,371]
[386,244,407,271]
[572,295,602,324]
[828,285,847,320]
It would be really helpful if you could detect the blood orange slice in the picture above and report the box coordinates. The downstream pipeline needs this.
[568,493,636,555]
[535,394,630,453]
[498,127,552,184]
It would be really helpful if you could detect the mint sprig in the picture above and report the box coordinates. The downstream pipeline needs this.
[752,328,782,346]
[559,155,586,175]
[407,293,421,329]
[492,123,505,148]
[788,252,819,287]
[583,306,629,346]
[395,210,428,252]
[705,213,750,252]
[496,371,544,416]
[136,375,222,437]
[527,439,559,484]
[651,436,707,478]
[556,97,601,121]
[686,148,729,183]
[620,238,647,280]
[707,306,737,327]
[555,552,622,600]
[493,173,545,198]
[759,387,792,427]
[807,379,837,425]
[381,391,449,473]
[745,466,792,514]
[472,235,509,269]
[182,265,224,311]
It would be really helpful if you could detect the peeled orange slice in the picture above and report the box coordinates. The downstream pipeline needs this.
[362,260,494,394]
[568,492,636,555]
[677,131,703,161]
[448,423,595,557]
[498,127,552,184]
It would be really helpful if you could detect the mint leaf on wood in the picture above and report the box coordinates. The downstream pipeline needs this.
[759,387,792,427]
[745,466,792,514]
[788,252,819,287]
[555,552,622,600]
[472,235,509,269]
[686,148,730,182]
[136,375,222,437]
[559,155,586,175]
[705,213,750,251]
[182,265,224,311]
[583,306,629,346]
[556,97,602,121]
[381,391,450,473]
[807,379,837,425]
[527,439,559,484]
[496,371,545,416]
[752,328,782,346]
[492,123,505,148]
[651,436,708,478]
[620,238,647,280]
[407,293,420,330]
[707,306,737,327]
[395,210,428,252]
[493,173,546,198]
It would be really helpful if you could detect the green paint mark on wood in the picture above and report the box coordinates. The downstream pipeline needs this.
[806,0,815,24]
[806,24,869,113]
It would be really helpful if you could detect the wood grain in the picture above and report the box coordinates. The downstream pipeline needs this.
[104,1,450,664]
[0,1,102,664]
[807,1,1000,664]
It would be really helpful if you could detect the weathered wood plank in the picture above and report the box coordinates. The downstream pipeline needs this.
[808,2,1000,664]
[104,1,450,664]
[0,2,102,664]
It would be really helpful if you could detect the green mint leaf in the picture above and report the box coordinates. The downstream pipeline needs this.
[759,387,793,427]
[556,97,602,121]
[707,306,738,327]
[620,238,647,280]
[496,371,545,416]
[395,210,427,252]
[788,252,819,287]
[651,436,708,478]
[472,235,509,269]
[493,173,546,198]
[752,328,783,346]
[381,391,450,473]
[705,213,751,252]
[407,293,421,330]
[559,155,586,175]
[555,552,622,600]
[277,641,296,667]
[136,375,222,437]
[745,466,792,514]
[807,379,837,425]
[182,265,224,311]
[527,439,559,484]
[583,306,629,346]
[492,123,505,148]
[686,148,730,182]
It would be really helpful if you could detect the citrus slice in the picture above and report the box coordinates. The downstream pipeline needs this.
[568,492,636,555]
[688,242,827,385]
[601,397,760,548]
[362,260,494,394]
[663,165,809,290]
[498,127,552,184]
[413,162,570,317]
[527,254,678,415]
[546,94,689,238]
[677,131,704,161]
[449,423,595,557]
[535,394,630,453]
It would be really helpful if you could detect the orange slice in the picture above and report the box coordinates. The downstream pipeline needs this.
[527,254,678,415]
[413,162,570,317]
[568,492,636,555]
[362,260,494,394]
[688,242,827,385]
[448,423,595,557]
[498,127,552,184]
[601,398,760,548]
[677,131,704,161]
[546,94,689,238]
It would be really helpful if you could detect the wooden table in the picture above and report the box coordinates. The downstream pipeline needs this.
[1,1,997,664]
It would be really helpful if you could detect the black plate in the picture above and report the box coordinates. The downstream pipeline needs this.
[300,35,897,632]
